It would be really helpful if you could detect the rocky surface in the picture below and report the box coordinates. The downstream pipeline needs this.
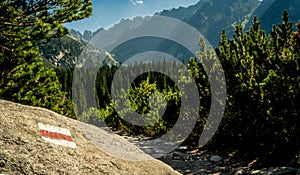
[0,100,180,175]
[115,131,299,175]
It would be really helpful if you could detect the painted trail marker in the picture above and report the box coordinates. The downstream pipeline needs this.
[38,123,77,149]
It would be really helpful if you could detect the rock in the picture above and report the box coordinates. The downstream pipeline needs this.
[177,146,189,151]
[234,169,245,175]
[0,160,5,168]
[210,155,222,162]
[0,100,180,175]
[251,170,261,174]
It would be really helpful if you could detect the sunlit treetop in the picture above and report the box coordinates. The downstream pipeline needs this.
[0,0,92,41]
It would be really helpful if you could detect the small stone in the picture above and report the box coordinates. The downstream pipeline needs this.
[0,160,5,167]
[188,149,198,154]
[212,173,221,175]
[218,166,227,172]
[178,146,189,150]
[251,170,262,174]
[234,170,244,175]
[210,155,222,162]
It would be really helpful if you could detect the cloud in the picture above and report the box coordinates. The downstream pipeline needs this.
[131,0,144,5]
[136,0,143,5]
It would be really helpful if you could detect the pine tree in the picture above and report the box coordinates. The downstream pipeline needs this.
[0,0,92,76]
[0,1,92,118]
[216,11,299,164]
[0,60,75,118]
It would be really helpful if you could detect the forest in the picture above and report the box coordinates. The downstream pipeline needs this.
[0,0,299,168]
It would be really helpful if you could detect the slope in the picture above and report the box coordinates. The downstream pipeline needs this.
[38,34,117,68]
[259,0,300,31]
[185,0,262,46]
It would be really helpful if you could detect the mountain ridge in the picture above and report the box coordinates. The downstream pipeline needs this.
[38,34,118,68]
[48,0,300,64]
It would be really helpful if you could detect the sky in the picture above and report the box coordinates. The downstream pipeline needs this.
[64,0,200,33]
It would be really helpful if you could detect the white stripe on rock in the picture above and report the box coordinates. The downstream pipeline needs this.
[38,123,71,136]
[41,136,77,149]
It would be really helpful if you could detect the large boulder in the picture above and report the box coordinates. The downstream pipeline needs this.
[0,100,180,175]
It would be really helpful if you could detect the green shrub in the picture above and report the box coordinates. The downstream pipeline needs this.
[0,60,75,118]
[215,11,299,165]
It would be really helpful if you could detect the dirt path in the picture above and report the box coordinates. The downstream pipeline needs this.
[115,129,299,175]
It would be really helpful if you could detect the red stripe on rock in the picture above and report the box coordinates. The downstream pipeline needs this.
[39,130,74,142]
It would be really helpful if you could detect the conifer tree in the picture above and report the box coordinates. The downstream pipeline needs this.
[216,11,299,163]
[0,1,92,117]
[0,0,92,76]
[0,60,75,118]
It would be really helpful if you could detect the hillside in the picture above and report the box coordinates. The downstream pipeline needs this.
[38,35,117,68]
[184,0,261,46]
[0,100,180,175]
[259,0,300,31]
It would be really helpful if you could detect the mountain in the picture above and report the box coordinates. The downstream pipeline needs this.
[156,0,210,21]
[39,17,153,68]
[68,0,261,62]
[66,0,300,63]
[69,28,104,42]
[184,0,262,46]
[244,0,276,29]
[38,34,117,68]
[258,0,300,31]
